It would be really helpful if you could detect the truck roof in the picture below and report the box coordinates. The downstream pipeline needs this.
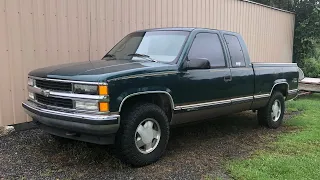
[135,27,237,34]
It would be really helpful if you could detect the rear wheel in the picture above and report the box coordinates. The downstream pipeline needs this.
[115,103,170,167]
[258,92,285,129]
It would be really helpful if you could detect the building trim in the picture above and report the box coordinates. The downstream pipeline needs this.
[240,0,295,14]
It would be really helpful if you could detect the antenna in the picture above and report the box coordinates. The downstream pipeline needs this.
[88,11,92,62]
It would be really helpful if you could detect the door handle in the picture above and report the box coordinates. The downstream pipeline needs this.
[224,76,232,82]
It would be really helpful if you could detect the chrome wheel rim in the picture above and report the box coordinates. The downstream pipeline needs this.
[135,118,161,154]
[271,99,281,122]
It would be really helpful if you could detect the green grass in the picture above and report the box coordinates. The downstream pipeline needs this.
[227,94,320,180]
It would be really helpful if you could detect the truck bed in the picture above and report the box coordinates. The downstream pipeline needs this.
[252,62,299,109]
[252,63,298,67]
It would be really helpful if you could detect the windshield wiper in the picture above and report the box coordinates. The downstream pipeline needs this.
[102,54,116,59]
[127,53,157,62]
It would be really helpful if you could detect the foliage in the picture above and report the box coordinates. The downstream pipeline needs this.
[227,94,320,180]
[314,44,320,60]
[302,58,320,77]
[293,1,320,66]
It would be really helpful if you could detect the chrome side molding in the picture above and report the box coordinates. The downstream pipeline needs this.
[174,99,231,111]
[254,94,270,99]
[231,96,253,102]
[174,96,254,111]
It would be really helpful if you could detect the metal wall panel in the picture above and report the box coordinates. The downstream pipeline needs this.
[0,0,295,126]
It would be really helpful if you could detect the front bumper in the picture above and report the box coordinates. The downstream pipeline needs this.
[22,101,120,144]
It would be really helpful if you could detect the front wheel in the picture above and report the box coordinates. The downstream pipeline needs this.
[258,92,285,129]
[115,103,170,167]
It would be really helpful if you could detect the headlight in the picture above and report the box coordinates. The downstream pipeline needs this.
[73,84,108,95]
[75,101,109,112]
[75,101,99,111]
[28,78,35,86]
[73,84,98,95]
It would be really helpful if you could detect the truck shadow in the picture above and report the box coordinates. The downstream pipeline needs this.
[168,111,274,157]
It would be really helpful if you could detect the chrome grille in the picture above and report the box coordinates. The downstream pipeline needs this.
[36,79,72,92]
[36,94,73,109]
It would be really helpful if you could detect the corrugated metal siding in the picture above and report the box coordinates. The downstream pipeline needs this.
[0,0,295,126]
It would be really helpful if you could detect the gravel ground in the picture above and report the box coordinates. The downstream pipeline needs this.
[0,111,299,180]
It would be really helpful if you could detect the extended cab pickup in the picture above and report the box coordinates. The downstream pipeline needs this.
[22,28,299,166]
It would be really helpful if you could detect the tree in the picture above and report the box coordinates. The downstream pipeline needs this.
[293,1,320,67]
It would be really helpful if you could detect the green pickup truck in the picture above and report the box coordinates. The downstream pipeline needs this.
[22,28,299,166]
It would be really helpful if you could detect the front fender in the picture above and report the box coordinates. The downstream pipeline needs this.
[117,87,174,112]
[109,85,174,113]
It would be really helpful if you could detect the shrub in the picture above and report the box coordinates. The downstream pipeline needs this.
[302,58,320,78]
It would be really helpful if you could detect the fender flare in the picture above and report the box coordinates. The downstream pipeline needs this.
[270,81,289,95]
[118,91,175,112]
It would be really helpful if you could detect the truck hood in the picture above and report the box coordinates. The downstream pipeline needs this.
[29,60,176,82]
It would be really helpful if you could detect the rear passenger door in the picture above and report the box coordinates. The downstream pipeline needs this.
[223,34,255,110]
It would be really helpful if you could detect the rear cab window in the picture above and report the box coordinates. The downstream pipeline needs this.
[224,35,246,67]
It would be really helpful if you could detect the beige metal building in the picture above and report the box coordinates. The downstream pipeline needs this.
[0,0,295,126]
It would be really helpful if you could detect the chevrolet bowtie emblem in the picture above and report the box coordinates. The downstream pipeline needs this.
[41,90,50,97]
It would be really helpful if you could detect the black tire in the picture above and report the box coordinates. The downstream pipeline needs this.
[115,103,170,167]
[257,91,285,129]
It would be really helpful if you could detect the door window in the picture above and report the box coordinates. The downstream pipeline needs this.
[188,33,226,68]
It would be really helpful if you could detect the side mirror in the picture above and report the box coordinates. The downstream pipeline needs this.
[184,58,211,70]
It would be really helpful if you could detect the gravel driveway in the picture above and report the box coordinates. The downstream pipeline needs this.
[0,111,296,180]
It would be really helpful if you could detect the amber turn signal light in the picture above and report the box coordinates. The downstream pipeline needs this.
[99,102,109,112]
[98,85,108,95]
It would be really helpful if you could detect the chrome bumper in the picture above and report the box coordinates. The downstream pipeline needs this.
[22,101,120,135]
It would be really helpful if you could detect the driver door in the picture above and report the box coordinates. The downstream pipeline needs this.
[172,32,233,124]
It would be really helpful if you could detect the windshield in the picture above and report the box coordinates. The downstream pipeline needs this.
[103,31,189,63]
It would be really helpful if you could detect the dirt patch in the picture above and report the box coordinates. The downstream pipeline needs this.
[0,111,299,180]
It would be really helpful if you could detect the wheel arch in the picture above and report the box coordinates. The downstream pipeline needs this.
[270,81,289,97]
[118,91,175,121]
